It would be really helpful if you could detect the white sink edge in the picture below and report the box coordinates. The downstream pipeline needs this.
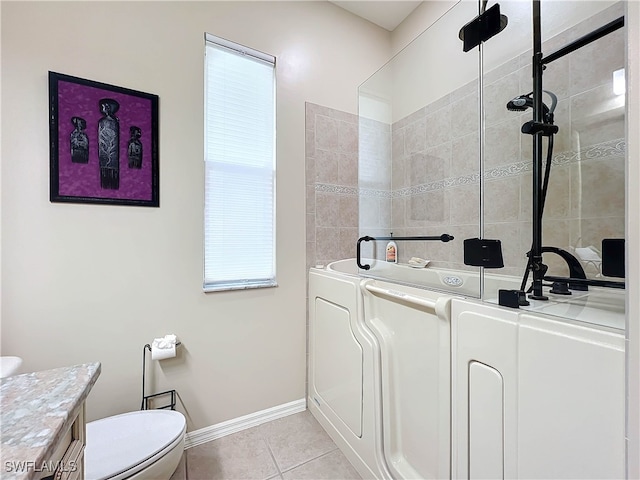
[0,356,23,378]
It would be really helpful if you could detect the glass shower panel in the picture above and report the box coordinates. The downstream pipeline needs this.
[358,1,483,297]
[480,1,533,282]
[541,1,626,281]
[481,0,626,323]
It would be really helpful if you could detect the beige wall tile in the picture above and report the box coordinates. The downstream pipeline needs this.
[570,83,625,149]
[339,195,359,228]
[450,93,478,137]
[315,114,339,150]
[451,131,479,177]
[392,197,406,230]
[306,185,315,214]
[425,142,452,181]
[359,196,381,230]
[392,152,407,190]
[392,127,406,163]
[316,193,339,227]
[404,117,427,154]
[485,118,521,169]
[448,224,481,271]
[569,28,624,96]
[339,228,359,260]
[425,105,452,149]
[571,157,625,218]
[484,177,520,223]
[571,216,625,251]
[305,128,316,160]
[338,153,359,187]
[338,120,358,154]
[315,149,339,184]
[407,152,428,186]
[450,184,480,224]
[484,72,521,127]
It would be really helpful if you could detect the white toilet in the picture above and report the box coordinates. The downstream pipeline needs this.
[85,410,186,480]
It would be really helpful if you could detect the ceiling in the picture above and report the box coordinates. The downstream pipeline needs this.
[330,1,423,31]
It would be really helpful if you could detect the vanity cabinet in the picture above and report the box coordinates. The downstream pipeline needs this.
[0,363,100,480]
[37,404,86,480]
[451,299,625,479]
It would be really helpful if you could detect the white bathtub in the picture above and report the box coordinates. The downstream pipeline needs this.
[327,258,625,331]
[308,261,455,479]
[309,258,625,480]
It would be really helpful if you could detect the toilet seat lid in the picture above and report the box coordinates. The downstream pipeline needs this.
[85,409,186,480]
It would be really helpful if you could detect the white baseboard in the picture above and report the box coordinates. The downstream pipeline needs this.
[184,398,307,449]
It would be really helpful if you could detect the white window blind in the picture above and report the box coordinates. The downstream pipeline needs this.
[204,34,276,292]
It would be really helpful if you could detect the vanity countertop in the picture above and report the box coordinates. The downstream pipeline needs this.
[0,362,101,480]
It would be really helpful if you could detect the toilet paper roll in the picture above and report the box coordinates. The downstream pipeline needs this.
[151,344,176,360]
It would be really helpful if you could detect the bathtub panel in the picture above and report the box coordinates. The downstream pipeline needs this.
[313,298,363,437]
[468,361,504,480]
[451,299,519,480]
[452,299,625,480]
[308,268,389,479]
[517,314,625,479]
[363,280,451,480]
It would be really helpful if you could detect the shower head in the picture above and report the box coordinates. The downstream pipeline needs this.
[506,93,533,112]
[506,90,558,116]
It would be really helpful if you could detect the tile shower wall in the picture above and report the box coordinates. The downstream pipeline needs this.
[391,80,481,272]
[306,3,625,280]
[306,103,360,269]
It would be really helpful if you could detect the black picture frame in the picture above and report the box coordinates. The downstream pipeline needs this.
[49,71,159,207]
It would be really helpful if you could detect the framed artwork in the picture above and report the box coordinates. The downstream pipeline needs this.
[49,71,159,207]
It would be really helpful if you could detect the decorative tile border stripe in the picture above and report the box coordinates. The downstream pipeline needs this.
[314,184,359,196]
[315,138,625,199]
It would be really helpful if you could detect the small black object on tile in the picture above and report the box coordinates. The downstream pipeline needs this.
[602,239,625,278]
[499,289,520,309]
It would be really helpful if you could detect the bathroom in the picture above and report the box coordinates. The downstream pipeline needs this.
[1,1,639,479]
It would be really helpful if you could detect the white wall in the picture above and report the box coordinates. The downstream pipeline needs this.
[391,0,458,57]
[0,1,390,430]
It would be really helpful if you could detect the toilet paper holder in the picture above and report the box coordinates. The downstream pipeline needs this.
[140,342,181,411]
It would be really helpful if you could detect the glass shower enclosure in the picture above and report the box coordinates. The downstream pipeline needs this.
[357,0,626,320]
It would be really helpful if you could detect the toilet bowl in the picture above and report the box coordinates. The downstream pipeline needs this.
[85,410,186,480]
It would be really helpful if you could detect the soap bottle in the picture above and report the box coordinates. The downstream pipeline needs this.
[386,233,398,263]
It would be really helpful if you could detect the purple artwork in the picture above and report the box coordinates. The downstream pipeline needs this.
[49,72,159,207]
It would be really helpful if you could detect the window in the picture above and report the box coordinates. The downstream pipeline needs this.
[204,34,276,291]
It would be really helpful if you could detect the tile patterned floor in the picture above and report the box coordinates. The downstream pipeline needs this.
[170,410,362,480]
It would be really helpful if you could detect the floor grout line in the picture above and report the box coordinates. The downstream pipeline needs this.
[264,436,283,478]
[279,446,340,475]
[175,411,357,480]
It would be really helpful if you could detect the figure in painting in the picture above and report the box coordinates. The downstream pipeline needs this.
[128,126,143,169]
[98,98,120,189]
[70,116,89,163]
